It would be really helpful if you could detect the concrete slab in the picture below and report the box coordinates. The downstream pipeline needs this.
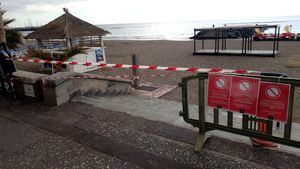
[133,83,177,98]
[1,95,299,169]
[3,134,140,169]
[72,95,300,156]
[0,117,47,160]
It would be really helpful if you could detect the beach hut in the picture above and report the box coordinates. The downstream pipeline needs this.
[192,24,280,57]
[26,8,110,72]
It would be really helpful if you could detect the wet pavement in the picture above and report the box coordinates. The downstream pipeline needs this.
[0,96,300,169]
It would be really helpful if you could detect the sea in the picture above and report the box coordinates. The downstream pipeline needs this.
[21,16,300,41]
[99,16,300,41]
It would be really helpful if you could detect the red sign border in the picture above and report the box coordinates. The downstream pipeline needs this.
[207,73,232,110]
[257,82,291,122]
[228,76,261,115]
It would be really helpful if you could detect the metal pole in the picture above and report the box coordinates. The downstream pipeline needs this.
[250,33,253,50]
[225,31,227,50]
[193,30,196,53]
[241,29,244,54]
[247,29,250,51]
[217,29,220,53]
[284,85,295,139]
[132,54,139,88]
[202,31,204,50]
[276,26,280,51]
[221,30,224,50]
[214,29,217,53]
[244,28,248,54]
[273,26,277,55]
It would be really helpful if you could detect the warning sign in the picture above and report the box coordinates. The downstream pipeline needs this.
[257,82,290,122]
[229,76,260,115]
[207,74,232,109]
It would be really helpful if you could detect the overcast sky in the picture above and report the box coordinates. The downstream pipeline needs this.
[2,0,300,27]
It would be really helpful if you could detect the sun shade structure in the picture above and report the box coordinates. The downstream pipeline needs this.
[26,8,110,48]
[192,24,280,57]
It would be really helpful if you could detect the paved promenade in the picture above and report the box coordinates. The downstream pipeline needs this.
[1,95,300,168]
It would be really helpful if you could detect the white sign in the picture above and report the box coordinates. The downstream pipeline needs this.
[24,84,35,97]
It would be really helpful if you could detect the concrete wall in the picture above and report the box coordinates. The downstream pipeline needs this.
[13,70,132,106]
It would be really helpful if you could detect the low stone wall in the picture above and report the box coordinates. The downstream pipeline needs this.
[13,70,48,100]
[13,71,132,106]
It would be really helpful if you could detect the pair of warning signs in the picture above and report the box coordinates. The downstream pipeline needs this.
[208,74,290,122]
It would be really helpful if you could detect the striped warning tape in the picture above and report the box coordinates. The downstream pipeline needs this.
[13,58,260,74]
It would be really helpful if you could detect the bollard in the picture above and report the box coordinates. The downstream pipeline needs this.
[132,54,140,88]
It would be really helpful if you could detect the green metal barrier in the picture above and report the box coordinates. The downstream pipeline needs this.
[179,72,300,151]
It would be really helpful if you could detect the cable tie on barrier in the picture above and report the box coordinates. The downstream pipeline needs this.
[41,79,48,91]
[278,74,285,83]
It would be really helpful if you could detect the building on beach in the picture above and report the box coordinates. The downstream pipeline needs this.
[26,8,110,73]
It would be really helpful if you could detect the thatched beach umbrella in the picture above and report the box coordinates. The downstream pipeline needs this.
[27,8,110,48]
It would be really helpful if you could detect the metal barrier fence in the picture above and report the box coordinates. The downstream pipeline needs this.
[179,72,300,151]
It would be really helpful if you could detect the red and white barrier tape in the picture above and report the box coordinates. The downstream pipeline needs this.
[14,58,260,74]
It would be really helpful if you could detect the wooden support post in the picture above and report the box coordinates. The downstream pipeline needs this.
[99,35,103,47]
[132,54,139,88]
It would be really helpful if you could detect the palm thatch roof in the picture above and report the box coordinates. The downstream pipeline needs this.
[26,9,110,39]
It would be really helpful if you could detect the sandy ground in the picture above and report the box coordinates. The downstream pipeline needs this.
[92,40,300,121]
[15,40,300,121]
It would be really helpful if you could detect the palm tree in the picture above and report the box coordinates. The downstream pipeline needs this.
[4,18,23,49]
